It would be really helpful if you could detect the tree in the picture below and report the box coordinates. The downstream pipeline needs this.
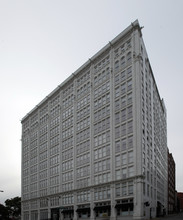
[0,203,9,220]
[5,196,21,219]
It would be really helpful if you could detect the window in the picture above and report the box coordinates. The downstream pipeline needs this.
[115,74,120,85]
[116,170,121,180]
[121,124,126,137]
[127,66,132,78]
[128,151,133,163]
[115,141,120,153]
[121,96,126,108]
[121,109,126,122]
[121,83,126,95]
[115,155,121,167]
[127,80,132,91]
[128,181,133,195]
[127,52,132,63]
[115,126,120,138]
[115,87,120,98]
[116,184,120,197]
[122,168,127,178]
[115,60,119,72]
[122,153,127,165]
[127,106,132,119]
[115,112,120,125]
[122,139,127,151]
[128,136,133,149]
[128,166,134,177]
[122,183,127,196]
[127,121,133,134]
[121,71,126,82]
[121,56,125,68]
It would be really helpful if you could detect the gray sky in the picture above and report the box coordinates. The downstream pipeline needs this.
[0,0,183,203]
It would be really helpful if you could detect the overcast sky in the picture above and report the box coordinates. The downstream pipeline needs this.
[0,0,183,204]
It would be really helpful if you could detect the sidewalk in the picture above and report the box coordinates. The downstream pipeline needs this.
[151,212,182,219]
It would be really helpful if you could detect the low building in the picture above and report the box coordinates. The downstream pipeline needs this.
[177,192,183,212]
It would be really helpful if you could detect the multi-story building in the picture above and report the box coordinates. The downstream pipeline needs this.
[167,150,176,214]
[177,192,183,212]
[21,20,168,220]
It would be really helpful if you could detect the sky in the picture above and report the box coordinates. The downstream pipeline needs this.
[0,0,183,204]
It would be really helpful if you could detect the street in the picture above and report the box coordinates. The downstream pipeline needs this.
[154,212,183,220]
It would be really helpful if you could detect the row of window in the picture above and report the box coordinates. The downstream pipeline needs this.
[62,182,73,192]
[94,117,110,135]
[115,106,132,125]
[94,145,110,160]
[62,106,73,119]
[94,131,110,147]
[77,117,90,131]
[115,166,134,180]
[115,80,132,98]
[76,165,90,178]
[94,93,110,110]
[76,177,90,189]
[114,39,131,59]
[76,140,90,155]
[76,128,90,143]
[77,71,90,86]
[114,52,132,73]
[115,181,133,197]
[115,93,132,111]
[94,186,110,200]
[94,172,111,185]
[62,95,74,109]
[94,105,110,122]
[115,67,132,86]
[77,82,91,99]
[62,127,73,139]
[62,171,73,182]
[62,160,73,171]
[94,159,110,173]
[94,81,110,99]
[115,121,133,138]
[76,152,90,167]
[62,137,73,150]
[77,190,90,203]
[50,105,60,119]
[94,56,110,74]
[115,151,133,167]
[77,105,90,121]
[62,148,73,161]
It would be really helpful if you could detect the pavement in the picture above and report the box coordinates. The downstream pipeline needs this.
[151,212,183,220]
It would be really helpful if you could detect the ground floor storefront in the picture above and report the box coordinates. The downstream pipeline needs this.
[23,199,135,220]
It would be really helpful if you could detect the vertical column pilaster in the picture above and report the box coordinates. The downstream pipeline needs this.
[73,192,78,220]
[133,177,144,220]
[48,198,51,220]
[90,189,95,220]
[110,184,116,220]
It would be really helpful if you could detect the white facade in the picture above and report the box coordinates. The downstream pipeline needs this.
[21,20,168,220]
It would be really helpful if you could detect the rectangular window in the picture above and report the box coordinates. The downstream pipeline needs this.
[115,155,121,167]
[116,170,121,180]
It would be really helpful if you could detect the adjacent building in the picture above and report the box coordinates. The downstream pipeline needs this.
[177,192,183,212]
[21,20,168,220]
[167,150,176,214]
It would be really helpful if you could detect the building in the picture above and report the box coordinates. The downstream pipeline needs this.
[21,20,168,220]
[177,192,183,212]
[167,150,176,214]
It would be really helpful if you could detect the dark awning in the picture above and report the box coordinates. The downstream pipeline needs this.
[61,209,74,213]
[115,203,133,209]
[76,208,90,212]
[94,205,111,210]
